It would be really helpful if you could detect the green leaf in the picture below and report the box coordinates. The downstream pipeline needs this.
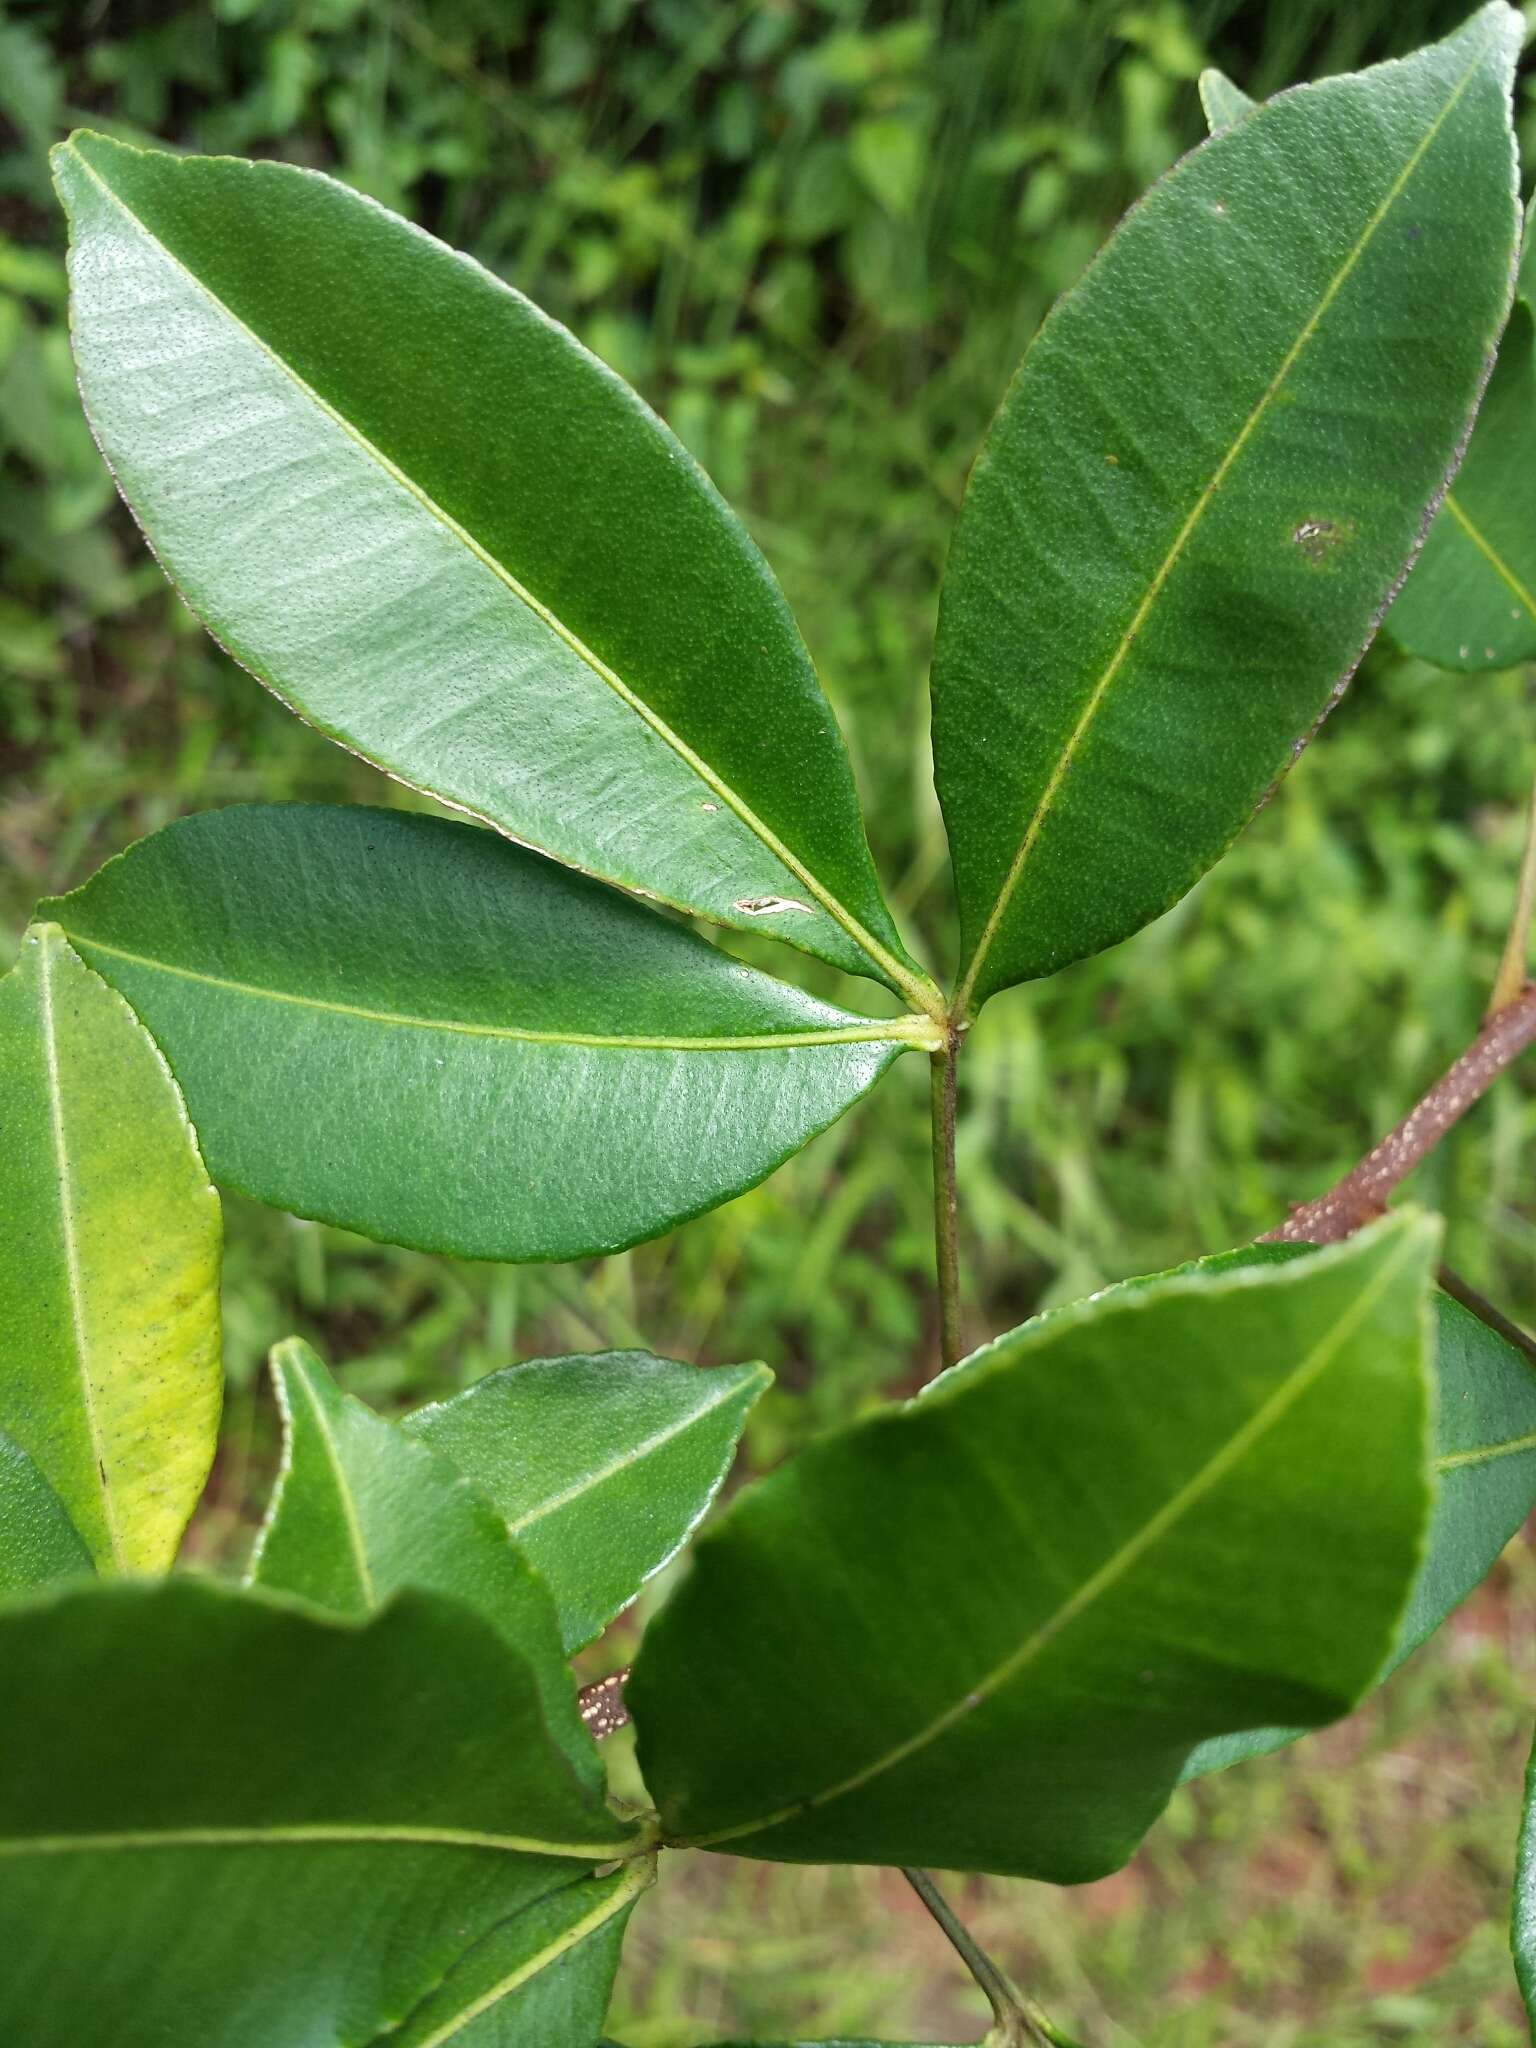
[252,1337,599,1778]
[628,1215,1437,1881]
[1514,1729,1536,2027]
[0,1429,93,1597]
[1197,68,1257,132]
[51,130,932,1008]
[1185,1277,1536,1777]
[932,7,1521,1008]
[372,1863,644,2048]
[40,805,927,1262]
[1387,301,1536,671]
[0,1578,642,2048]
[0,926,221,1571]
[406,1351,772,1652]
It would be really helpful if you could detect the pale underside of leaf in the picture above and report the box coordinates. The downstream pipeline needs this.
[57,141,935,1012]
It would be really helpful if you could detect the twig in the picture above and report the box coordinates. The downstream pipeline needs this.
[901,1867,1088,2048]
[1261,983,1536,1244]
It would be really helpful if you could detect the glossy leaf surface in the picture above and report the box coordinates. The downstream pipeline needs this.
[407,1350,771,1652]
[0,926,220,1571]
[933,8,1521,1007]
[42,805,919,1262]
[53,130,928,1002]
[1186,1277,1536,1777]
[0,1578,638,2048]
[252,1338,598,1775]
[630,1217,1436,1880]
[0,1430,93,1598]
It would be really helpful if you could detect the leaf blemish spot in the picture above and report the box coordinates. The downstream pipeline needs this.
[1292,517,1349,565]
[733,896,814,917]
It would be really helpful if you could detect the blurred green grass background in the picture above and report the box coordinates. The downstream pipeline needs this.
[3,0,1536,2037]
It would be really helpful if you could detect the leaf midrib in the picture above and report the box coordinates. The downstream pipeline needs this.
[36,933,122,1569]
[500,1370,765,1537]
[65,142,936,1014]
[1441,489,1536,620]
[1437,1426,1536,1472]
[0,1822,637,1860]
[283,1354,376,1608]
[678,1226,1427,1850]
[388,1860,651,2048]
[955,31,1495,1012]
[60,932,937,1053]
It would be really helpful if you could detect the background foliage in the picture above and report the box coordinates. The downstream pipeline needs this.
[3,0,1536,2038]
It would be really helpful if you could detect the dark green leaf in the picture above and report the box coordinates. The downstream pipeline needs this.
[933,7,1521,1007]
[1185,1278,1536,1776]
[381,1863,644,2048]
[0,1429,93,1598]
[1197,68,1256,132]
[252,1338,598,1777]
[1387,301,1536,671]
[0,926,221,1571]
[0,1578,643,2048]
[628,1216,1436,1881]
[52,130,933,1006]
[407,1350,772,1652]
[41,806,928,1262]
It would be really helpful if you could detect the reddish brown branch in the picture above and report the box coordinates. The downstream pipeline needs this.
[1262,982,1536,1245]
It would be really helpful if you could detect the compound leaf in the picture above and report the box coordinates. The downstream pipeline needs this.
[52,130,929,1005]
[0,1578,640,2048]
[41,805,924,1263]
[933,7,1521,1008]
[628,1216,1437,1881]
[0,926,220,1572]
[407,1351,772,1652]
[0,1430,93,1598]
[252,1337,598,1780]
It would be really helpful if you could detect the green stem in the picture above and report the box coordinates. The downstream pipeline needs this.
[901,1867,1087,2048]
[930,1041,963,1376]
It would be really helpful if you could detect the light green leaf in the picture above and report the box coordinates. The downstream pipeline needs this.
[41,806,928,1263]
[1387,300,1536,671]
[1185,1276,1536,1776]
[252,1338,599,1778]
[0,1429,93,1597]
[1197,68,1257,132]
[933,7,1521,1008]
[407,1351,772,1652]
[0,926,220,1571]
[52,130,932,1007]
[0,1578,641,2048]
[628,1216,1437,1881]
